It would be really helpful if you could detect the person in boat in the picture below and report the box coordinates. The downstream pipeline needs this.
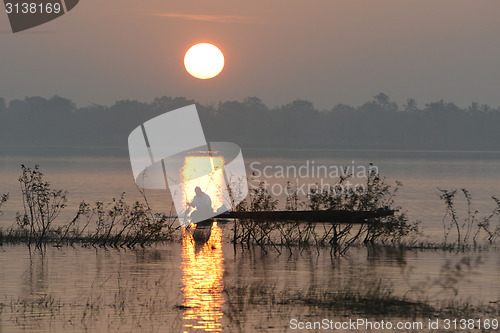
[187,186,213,222]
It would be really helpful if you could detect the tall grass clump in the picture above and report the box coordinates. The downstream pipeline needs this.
[0,192,8,216]
[231,170,420,255]
[0,192,8,242]
[5,165,177,248]
[232,181,280,248]
[439,188,500,247]
[306,171,419,252]
[78,192,177,247]
[0,192,8,209]
[16,165,68,247]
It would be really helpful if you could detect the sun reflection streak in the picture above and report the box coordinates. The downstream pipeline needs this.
[181,223,224,332]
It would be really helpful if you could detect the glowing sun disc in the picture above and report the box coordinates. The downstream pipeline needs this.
[184,43,224,79]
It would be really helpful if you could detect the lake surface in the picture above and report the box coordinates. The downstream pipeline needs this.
[0,231,499,332]
[1,149,499,239]
[0,149,499,332]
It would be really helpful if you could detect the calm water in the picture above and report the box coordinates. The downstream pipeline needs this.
[0,150,499,332]
[1,149,499,239]
[0,230,499,332]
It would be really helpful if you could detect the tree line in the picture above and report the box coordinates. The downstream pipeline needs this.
[0,93,499,154]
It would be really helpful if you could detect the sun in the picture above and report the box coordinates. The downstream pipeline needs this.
[184,43,224,80]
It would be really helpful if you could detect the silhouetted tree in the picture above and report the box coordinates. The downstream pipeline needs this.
[404,98,418,112]
[373,93,399,112]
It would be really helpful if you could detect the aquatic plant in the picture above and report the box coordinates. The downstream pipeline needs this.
[0,192,7,215]
[438,188,500,246]
[235,181,278,212]
[80,193,178,247]
[231,170,420,255]
[7,165,177,248]
[16,165,68,247]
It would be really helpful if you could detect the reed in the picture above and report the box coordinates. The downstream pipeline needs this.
[439,188,500,247]
[1,165,178,248]
[231,171,420,255]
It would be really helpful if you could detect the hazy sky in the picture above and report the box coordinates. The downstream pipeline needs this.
[1,0,500,110]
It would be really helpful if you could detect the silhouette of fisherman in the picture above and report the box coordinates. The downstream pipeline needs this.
[187,186,213,222]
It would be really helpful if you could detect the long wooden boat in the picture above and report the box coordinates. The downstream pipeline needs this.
[213,208,394,224]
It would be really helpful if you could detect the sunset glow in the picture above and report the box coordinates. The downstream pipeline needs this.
[184,43,225,79]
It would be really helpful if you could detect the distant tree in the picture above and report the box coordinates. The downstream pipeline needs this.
[424,100,448,114]
[373,93,399,112]
[243,97,267,112]
[374,93,391,106]
[280,99,315,114]
[479,104,493,113]
[153,96,195,112]
[48,95,76,114]
[425,100,462,116]
[404,98,418,112]
[331,103,355,114]
[358,100,386,115]
[468,102,479,113]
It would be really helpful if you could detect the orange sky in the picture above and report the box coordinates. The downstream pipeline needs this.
[1,0,500,109]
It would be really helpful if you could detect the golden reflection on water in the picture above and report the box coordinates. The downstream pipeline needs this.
[181,223,224,332]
